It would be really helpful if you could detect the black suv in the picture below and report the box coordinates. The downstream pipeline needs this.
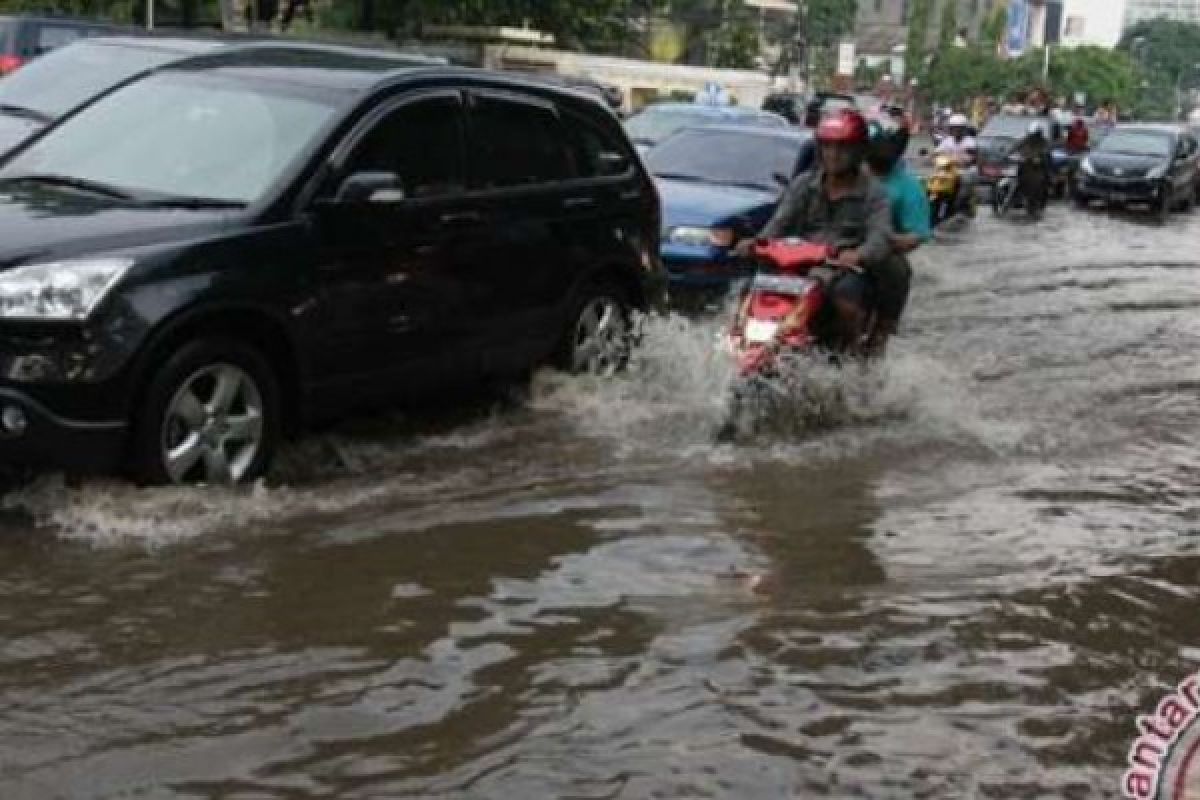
[1076,124,1200,218]
[0,14,133,74]
[0,47,663,485]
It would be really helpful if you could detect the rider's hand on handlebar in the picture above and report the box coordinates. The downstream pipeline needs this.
[732,238,756,258]
[833,248,863,271]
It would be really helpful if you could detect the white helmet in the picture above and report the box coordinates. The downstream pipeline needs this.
[948,113,970,128]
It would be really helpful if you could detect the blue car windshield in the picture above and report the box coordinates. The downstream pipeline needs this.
[647,128,804,192]
[626,107,783,145]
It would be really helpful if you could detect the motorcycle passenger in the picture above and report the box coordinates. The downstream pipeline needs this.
[745,108,893,356]
[866,112,928,354]
[934,113,978,215]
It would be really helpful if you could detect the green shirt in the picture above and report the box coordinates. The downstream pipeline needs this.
[882,163,931,242]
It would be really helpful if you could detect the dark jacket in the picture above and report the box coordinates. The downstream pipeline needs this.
[760,168,894,269]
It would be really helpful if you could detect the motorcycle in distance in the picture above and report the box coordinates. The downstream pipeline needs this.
[992,151,1049,220]
[926,154,976,226]
[716,238,856,441]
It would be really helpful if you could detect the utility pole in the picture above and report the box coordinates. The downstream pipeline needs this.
[146,0,154,30]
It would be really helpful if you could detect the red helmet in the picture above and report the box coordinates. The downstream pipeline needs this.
[816,109,869,145]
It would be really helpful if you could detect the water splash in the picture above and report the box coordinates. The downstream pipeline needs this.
[532,311,1021,460]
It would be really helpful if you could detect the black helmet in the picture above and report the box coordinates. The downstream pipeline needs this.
[866,113,910,174]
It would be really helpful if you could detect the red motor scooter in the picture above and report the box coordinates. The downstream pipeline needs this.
[727,238,838,377]
[716,238,855,441]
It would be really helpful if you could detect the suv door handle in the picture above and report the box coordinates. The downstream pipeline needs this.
[439,210,482,228]
[563,196,595,210]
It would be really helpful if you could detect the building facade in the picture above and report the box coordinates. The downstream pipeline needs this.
[1060,0,1125,47]
[1124,0,1200,27]
[854,0,998,58]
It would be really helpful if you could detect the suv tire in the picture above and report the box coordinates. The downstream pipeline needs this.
[556,280,632,376]
[132,338,280,486]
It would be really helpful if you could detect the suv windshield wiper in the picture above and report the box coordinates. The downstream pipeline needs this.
[652,172,708,183]
[137,196,247,210]
[0,104,52,124]
[0,173,139,200]
[723,180,776,192]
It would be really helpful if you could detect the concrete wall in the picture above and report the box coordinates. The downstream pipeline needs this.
[479,45,777,113]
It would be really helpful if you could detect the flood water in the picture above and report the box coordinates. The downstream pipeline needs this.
[2,208,1200,798]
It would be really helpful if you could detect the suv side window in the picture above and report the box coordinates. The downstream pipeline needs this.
[344,93,465,200]
[468,92,571,190]
[563,110,632,179]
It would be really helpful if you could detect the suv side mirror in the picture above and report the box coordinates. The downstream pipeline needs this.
[335,171,406,204]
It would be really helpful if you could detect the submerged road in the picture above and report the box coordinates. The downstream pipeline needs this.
[0,205,1198,797]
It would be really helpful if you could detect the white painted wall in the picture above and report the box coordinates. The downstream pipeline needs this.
[1060,0,1127,47]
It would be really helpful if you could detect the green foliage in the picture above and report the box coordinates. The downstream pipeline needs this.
[806,0,857,48]
[1119,17,1200,86]
[979,3,1005,51]
[854,57,886,90]
[924,43,1141,114]
[904,0,932,80]
[937,0,957,52]
[0,0,132,20]
[1118,18,1200,117]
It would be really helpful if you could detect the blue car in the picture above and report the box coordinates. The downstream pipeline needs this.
[625,102,789,153]
[645,125,816,304]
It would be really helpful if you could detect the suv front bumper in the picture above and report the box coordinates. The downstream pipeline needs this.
[0,388,126,472]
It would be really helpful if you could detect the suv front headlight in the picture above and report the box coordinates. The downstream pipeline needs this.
[1081,157,1095,175]
[1146,164,1168,181]
[0,258,133,321]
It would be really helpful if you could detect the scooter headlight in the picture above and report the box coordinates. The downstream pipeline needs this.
[1081,157,1095,176]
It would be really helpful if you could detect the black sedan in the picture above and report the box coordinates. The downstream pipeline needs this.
[0,47,662,484]
[1075,125,1200,218]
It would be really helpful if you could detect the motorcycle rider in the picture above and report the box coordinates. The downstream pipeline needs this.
[865,112,928,353]
[1065,115,1089,154]
[934,113,978,216]
[1016,119,1053,211]
[739,108,893,356]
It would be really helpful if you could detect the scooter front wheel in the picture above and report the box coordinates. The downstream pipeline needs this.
[992,184,1011,218]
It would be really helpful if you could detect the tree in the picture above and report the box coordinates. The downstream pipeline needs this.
[904,0,932,81]
[1118,18,1200,117]
[1118,17,1200,88]
[979,4,1005,52]
[937,0,957,52]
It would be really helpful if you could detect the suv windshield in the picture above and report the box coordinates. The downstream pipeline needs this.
[1097,130,1172,158]
[0,41,187,119]
[647,128,802,191]
[0,70,342,204]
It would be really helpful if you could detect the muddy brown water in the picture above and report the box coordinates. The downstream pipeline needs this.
[1,208,1199,798]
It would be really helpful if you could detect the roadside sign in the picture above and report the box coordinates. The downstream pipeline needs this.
[1006,0,1029,57]
[837,41,856,77]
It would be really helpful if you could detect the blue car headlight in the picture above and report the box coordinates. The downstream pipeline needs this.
[667,225,736,248]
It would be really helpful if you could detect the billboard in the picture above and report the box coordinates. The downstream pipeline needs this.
[1006,0,1030,57]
